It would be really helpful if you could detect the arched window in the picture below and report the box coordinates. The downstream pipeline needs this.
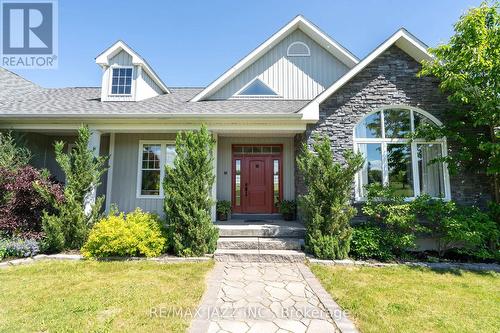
[287,41,310,57]
[353,107,450,200]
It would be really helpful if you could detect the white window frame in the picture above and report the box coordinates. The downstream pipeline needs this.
[136,140,175,199]
[108,65,135,96]
[232,77,282,99]
[287,41,311,57]
[353,105,451,202]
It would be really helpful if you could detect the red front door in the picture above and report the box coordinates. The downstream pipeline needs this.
[232,145,283,214]
[243,157,273,213]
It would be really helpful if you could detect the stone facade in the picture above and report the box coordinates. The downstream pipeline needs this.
[295,45,492,207]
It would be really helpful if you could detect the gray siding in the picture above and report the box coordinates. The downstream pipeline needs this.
[109,50,132,66]
[217,136,295,202]
[110,133,176,215]
[141,71,163,96]
[209,29,349,100]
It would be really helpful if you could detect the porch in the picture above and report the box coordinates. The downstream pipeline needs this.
[14,128,302,221]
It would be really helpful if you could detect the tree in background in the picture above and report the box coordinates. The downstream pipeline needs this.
[36,126,108,252]
[418,1,500,203]
[297,135,364,259]
[163,125,218,257]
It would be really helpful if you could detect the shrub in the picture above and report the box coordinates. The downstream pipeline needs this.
[81,209,166,259]
[2,238,40,258]
[297,135,364,259]
[350,226,392,260]
[361,184,424,258]
[0,166,63,237]
[0,131,31,173]
[413,195,499,260]
[164,125,219,257]
[36,126,108,252]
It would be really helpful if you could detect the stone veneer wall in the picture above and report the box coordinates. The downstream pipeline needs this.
[295,45,492,209]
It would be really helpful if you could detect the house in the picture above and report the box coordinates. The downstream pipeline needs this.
[0,15,491,221]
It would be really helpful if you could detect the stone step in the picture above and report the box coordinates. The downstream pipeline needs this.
[217,237,304,250]
[216,222,306,238]
[214,249,306,263]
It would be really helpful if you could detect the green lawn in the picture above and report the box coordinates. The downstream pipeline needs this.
[0,260,213,333]
[311,264,500,333]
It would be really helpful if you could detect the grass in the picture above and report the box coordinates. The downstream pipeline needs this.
[311,264,500,333]
[0,260,213,333]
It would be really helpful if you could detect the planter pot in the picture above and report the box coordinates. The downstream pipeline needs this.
[217,212,228,221]
[282,213,295,221]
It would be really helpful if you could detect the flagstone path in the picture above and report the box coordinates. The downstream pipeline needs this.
[189,262,358,333]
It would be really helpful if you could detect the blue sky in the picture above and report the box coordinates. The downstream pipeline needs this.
[10,0,482,88]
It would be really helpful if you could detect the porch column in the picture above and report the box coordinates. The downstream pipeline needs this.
[84,129,101,215]
[211,132,218,222]
[104,133,115,213]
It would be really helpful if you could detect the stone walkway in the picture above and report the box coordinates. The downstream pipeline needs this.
[190,262,357,333]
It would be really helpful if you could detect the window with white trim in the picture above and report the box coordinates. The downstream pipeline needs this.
[354,107,450,200]
[287,41,310,57]
[137,141,176,197]
[111,67,133,95]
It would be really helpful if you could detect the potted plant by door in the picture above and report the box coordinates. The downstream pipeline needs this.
[216,200,231,221]
[279,200,296,221]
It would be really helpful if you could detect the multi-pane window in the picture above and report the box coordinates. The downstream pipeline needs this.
[354,108,449,200]
[273,159,280,206]
[235,159,241,206]
[137,142,176,197]
[111,67,133,95]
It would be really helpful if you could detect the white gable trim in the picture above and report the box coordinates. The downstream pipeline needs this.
[299,29,433,121]
[96,40,170,94]
[190,15,359,102]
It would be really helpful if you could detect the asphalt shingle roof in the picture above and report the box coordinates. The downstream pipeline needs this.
[0,68,307,118]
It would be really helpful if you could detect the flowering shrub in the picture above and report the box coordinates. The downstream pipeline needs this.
[1,238,40,258]
[81,209,166,259]
[0,166,63,236]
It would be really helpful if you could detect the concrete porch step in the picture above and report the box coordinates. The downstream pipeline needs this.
[214,249,306,263]
[230,214,283,220]
[217,237,304,251]
[216,221,306,238]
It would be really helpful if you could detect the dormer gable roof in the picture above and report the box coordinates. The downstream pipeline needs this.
[190,15,359,102]
[95,40,170,94]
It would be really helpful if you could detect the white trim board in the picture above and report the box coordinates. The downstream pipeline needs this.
[190,15,359,102]
[299,28,433,121]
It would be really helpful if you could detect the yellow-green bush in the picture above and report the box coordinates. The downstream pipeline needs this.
[81,209,166,258]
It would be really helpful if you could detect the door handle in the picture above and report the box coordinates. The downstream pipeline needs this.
[245,183,248,197]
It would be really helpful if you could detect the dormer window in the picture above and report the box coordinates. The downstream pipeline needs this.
[111,67,133,95]
[287,41,310,57]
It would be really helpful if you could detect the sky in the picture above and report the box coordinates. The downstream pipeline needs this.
[9,0,483,88]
